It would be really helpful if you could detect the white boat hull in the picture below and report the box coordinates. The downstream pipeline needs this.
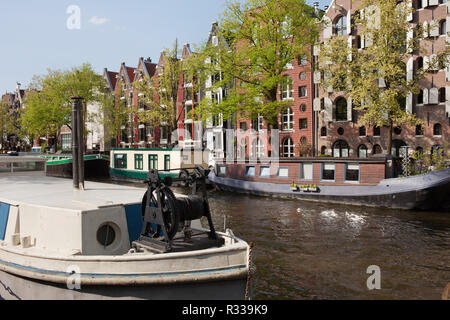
[0,270,247,300]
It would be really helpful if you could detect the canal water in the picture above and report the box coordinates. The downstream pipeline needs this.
[108,179,450,300]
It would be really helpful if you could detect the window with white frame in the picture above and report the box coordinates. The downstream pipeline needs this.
[258,115,264,131]
[358,145,368,158]
[281,76,293,100]
[282,138,295,158]
[245,166,256,177]
[334,15,347,36]
[259,166,271,177]
[252,138,265,158]
[333,140,349,158]
[61,133,71,150]
[281,107,294,131]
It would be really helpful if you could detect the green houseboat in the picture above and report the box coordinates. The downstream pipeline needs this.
[110,148,210,182]
[45,154,110,179]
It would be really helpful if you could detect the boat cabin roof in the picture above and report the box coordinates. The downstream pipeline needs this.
[0,173,144,212]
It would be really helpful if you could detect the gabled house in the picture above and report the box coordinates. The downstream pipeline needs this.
[204,22,234,163]
[133,57,158,148]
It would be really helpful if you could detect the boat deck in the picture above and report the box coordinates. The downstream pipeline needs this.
[133,230,226,254]
[0,173,145,211]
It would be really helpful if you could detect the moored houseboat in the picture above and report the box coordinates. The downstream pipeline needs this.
[45,154,110,179]
[209,157,450,211]
[110,148,210,182]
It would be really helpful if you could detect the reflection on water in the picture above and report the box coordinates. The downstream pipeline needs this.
[104,179,450,300]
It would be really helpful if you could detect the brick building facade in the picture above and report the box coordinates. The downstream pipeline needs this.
[315,0,449,160]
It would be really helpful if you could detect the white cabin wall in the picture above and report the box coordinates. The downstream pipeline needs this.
[19,204,82,254]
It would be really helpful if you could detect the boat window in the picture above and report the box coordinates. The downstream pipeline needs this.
[259,166,271,177]
[321,163,336,181]
[300,163,313,180]
[345,164,360,182]
[245,166,256,177]
[134,154,144,170]
[97,223,116,247]
[164,155,171,171]
[114,154,127,169]
[149,155,158,170]
[217,165,227,176]
[277,167,290,178]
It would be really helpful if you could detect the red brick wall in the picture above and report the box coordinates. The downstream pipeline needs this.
[317,1,449,156]
[235,56,314,158]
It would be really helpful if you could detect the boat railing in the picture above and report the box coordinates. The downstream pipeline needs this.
[0,156,48,174]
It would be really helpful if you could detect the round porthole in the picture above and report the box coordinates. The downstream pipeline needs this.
[300,104,307,112]
[337,127,345,135]
[299,72,306,80]
[97,223,116,247]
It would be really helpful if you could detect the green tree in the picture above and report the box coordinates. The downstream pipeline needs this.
[21,63,103,150]
[318,0,450,155]
[0,100,11,149]
[97,85,130,148]
[195,0,319,126]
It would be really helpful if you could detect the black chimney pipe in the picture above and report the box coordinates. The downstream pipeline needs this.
[71,96,84,190]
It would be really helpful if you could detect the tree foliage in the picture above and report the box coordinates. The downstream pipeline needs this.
[97,85,130,147]
[20,63,103,147]
[0,99,16,146]
[195,0,319,126]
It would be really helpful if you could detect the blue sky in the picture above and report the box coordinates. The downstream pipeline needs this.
[0,0,330,94]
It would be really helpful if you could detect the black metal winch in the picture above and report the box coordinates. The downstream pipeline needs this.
[132,166,223,253]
